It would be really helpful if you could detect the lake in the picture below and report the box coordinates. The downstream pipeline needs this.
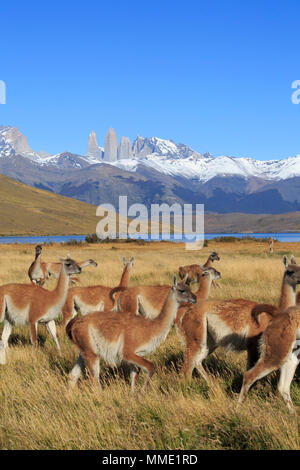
[0,233,300,244]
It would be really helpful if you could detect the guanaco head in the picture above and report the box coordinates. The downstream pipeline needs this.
[86,259,98,267]
[201,267,221,281]
[283,256,300,287]
[171,274,197,305]
[59,257,82,276]
[290,255,297,265]
[209,250,220,262]
[35,244,43,256]
[122,256,134,268]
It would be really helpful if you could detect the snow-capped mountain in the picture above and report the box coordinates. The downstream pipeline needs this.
[1,124,300,214]
[3,124,300,183]
[112,152,300,182]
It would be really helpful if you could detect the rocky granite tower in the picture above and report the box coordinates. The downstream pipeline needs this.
[104,128,117,162]
[86,130,104,161]
[117,136,132,159]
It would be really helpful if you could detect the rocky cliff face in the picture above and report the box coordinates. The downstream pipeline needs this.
[0,126,32,155]
[118,136,132,159]
[104,127,117,162]
[86,130,104,161]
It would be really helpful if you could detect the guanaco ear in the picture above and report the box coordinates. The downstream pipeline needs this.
[183,273,189,284]
[199,264,205,270]
[122,257,126,265]
[172,274,177,287]
[291,255,297,265]
[283,256,288,269]
[130,256,134,263]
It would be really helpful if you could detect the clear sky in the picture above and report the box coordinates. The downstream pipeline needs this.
[1,0,300,160]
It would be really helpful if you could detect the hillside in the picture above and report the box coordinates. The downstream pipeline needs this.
[0,172,300,236]
[0,173,99,236]
[205,211,300,233]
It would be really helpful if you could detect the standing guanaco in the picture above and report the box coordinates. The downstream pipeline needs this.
[28,244,97,286]
[66,274,197,389]
[0,256,81,363]
[28,244,45,285]
[238,302,300,413]
[179,256,300,382]
[178,251,220,285]
[113,266,221,320]
[62,257,134,326]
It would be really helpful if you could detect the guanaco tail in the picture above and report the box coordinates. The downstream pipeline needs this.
[66,274,197,390]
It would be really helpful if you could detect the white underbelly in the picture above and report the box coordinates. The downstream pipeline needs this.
[207,313,248,352]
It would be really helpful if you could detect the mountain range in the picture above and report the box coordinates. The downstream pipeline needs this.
[1,125,300,214]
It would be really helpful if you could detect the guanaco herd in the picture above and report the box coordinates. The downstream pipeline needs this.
[1,244,300,415]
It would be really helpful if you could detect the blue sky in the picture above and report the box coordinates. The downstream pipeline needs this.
[1,0,300,160]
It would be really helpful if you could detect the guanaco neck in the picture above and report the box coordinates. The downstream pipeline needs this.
[196,275,213,300]
[118,264,131,287]
[203,256,212,268]
[151,289,180,335]
[53,265,70,305]
[279,276,296,310]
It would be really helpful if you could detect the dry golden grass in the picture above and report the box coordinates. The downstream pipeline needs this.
[0,239,299,450]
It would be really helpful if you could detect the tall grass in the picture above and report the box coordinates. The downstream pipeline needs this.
[0,240,299,449]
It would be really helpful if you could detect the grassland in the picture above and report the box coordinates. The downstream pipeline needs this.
[0,239,299,450]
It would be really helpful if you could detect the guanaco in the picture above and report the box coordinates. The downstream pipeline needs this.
[62,257,134,327]
[0,256,81,362]
[179,250,220,286]
[238,303,300,413]
[179,256,300,382]
[28,244,45,285]
[114,266,221,320]
[28,244,97,286]
[66,274,197,389]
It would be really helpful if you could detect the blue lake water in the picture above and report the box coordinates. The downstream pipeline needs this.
[0,233,300,244]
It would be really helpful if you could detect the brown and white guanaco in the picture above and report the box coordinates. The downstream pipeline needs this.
[178,250,220,287]
[28,244,97,286]
[66,274,197,390]
[114,266,221,320]
[114,268,221,318]
[238,302,300,413]
[179,256,300,382]
[0,256,81,363]
[62,257,134,327]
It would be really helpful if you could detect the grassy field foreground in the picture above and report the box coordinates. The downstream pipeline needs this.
[0,240,299,450]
